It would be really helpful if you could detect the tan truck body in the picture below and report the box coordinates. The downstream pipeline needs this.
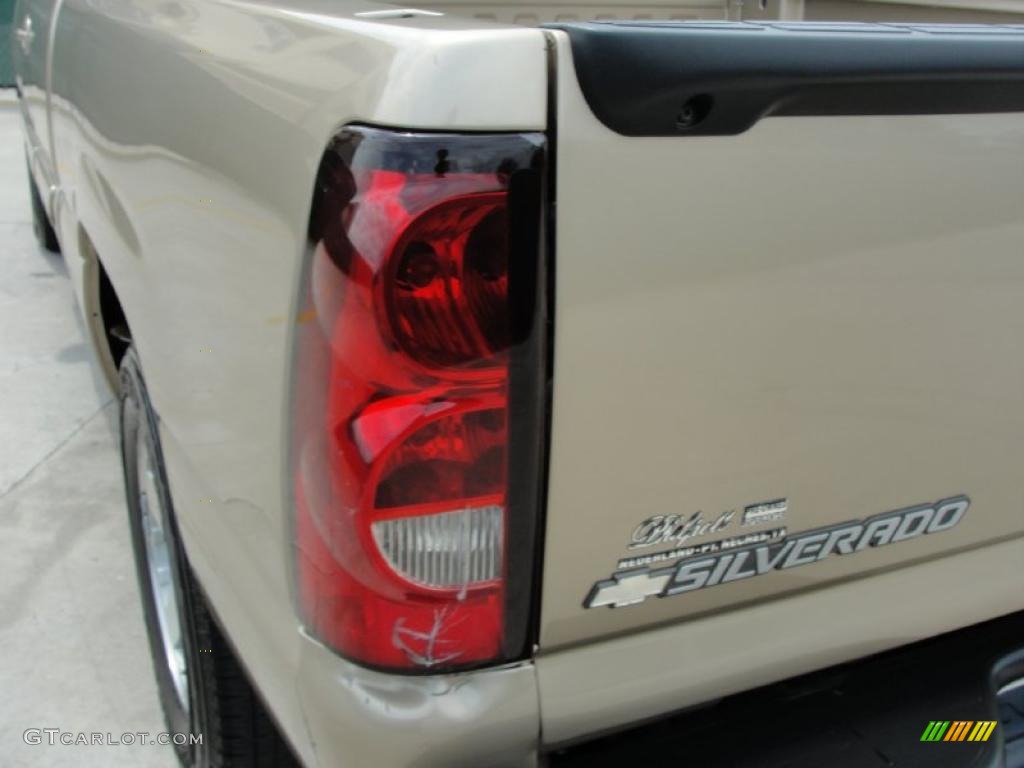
[14,0,1024,764]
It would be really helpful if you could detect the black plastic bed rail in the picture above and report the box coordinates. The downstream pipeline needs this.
[546,21,1024,136]
[549,610,1024,768]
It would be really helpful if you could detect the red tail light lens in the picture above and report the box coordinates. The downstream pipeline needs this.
[292,128,547,672]
[387,194,510,369]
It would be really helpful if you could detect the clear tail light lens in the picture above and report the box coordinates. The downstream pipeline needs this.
[291,128,547,672]
[372,505,504,589]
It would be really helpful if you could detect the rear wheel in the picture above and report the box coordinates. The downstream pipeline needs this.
[119,346,298,767]
[26,157,60,253]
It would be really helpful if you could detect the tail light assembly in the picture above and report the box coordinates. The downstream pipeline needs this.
[291,127,548,672]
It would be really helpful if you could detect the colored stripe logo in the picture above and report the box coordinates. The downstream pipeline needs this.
[921,721,997,742]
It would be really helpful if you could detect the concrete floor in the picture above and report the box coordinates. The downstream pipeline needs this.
[0,103,177,766]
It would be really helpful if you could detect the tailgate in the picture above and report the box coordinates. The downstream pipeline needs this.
[540,22,1024,652]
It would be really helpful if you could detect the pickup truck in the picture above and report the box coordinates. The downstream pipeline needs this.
[13,2,1024,766]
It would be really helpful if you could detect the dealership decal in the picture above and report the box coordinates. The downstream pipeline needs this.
[584,496,969,609]
[617,527,787,570]
[742,498,787,527]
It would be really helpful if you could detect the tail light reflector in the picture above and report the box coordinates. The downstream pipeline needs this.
[291,127,547,672]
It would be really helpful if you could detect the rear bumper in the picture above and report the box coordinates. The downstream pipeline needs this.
[551,610,1024,767]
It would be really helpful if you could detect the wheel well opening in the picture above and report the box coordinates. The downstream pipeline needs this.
[98,264,130,368]
[79,225,131,370]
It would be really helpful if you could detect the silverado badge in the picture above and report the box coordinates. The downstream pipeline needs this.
[584,496,969,609]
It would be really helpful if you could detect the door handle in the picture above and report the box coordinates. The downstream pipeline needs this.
[16,16,35,55]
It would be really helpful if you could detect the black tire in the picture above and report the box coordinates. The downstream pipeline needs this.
[119,346,299,768]
[26,157,60,253]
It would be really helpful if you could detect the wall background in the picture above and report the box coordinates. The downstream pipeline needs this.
[803,0,1024,22]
